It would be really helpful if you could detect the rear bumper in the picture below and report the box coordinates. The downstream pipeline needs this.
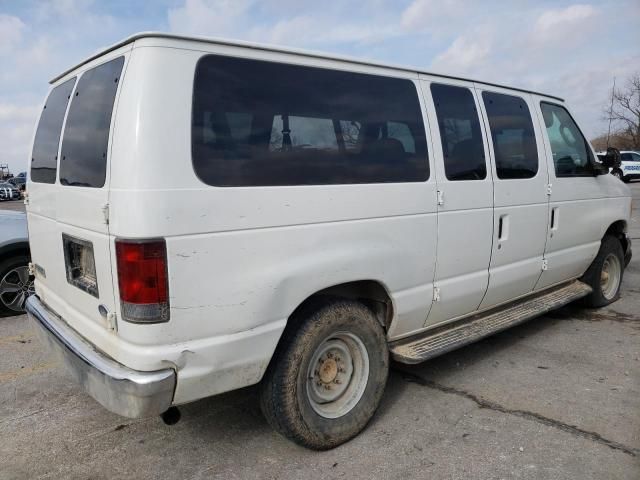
[25,295,176,418]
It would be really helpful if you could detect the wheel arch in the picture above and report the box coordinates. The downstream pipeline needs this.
[604,220,628,252]
[0,242,30,266]
[288,280,395,332]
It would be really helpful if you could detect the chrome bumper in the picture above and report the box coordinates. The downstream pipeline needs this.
[25,295,176,418]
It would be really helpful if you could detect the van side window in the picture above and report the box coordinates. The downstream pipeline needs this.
[59,56,124,188]
[540,102,594,177]
[31,78,76,184]
[192,55,429,186]
[430,83,486,180]
[483,92,538,179]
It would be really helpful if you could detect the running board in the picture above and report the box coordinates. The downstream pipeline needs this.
[390,280,592,364]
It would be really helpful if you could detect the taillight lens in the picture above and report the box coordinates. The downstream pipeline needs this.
[115,239,169,323]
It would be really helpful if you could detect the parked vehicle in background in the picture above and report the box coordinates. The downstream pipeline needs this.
[0,182,21,201]
[617,151,640,182]
[0,211,32,315]
[9,172,27,191]
[25,33,632,450]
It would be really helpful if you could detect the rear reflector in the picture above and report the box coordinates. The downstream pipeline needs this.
[115,239,169,323]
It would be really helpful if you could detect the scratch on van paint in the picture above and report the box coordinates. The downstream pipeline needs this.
[176,253,191,258]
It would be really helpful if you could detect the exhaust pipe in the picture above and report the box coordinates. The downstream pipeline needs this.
[161,406,181,425]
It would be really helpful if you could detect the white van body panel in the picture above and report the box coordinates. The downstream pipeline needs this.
[27,34,632,408]
[417,75,494,328]
[28,44,132,345]
[531,97,631,290]
[90,41,438,402]
[475,85,551,309]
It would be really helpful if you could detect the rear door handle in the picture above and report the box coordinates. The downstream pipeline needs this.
[498,215,509,241]
[550,207,559,230]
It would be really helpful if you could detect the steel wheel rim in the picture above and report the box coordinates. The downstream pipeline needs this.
[600,254,621,300]
[0,265,34,312]
[306,331,370,419]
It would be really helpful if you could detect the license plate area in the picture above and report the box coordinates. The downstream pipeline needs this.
[62,234,99,298]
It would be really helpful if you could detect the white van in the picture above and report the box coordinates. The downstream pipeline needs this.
[26,33,632,449]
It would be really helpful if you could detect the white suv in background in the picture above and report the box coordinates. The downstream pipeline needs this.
[603,150,640,182]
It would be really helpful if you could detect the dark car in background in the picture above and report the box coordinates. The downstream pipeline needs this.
[9,173,27,191]
[0,182,21,201]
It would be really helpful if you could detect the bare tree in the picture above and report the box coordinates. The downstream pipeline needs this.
[603,73,640,149]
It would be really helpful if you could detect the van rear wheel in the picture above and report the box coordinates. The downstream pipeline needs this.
[259,299,388,450]
[581,235,624,307]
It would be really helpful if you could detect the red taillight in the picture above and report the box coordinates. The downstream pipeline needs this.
[115,239,169,323]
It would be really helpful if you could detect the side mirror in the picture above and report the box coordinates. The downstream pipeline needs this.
[601,147,621,168]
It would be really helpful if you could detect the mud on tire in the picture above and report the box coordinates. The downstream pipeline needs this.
[259,298,389,450]
[581,235,625,308]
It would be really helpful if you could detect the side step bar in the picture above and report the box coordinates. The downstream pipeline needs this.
[390,280,592,364]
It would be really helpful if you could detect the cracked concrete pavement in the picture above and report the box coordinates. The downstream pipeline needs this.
[0,183,639,479]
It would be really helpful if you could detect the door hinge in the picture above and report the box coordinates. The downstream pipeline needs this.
[542,259,548,271]
[433,287,441,302]
[546,183,552,196]
[437,189,444,206]
[106,312,117,331]
[101,203,109,225]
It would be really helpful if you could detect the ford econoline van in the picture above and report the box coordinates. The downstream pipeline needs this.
[26,33,632,449]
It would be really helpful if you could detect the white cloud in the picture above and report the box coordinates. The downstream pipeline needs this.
[531,4,598,47]
[0,14,26,54]
[534,4,597,34]
[167,0,253,37]
[431,29,492,74]
[401,0,461,31]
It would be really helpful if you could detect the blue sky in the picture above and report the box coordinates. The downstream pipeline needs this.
[1,0,639,173]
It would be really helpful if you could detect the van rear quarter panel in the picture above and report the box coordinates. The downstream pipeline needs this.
[108,42,437,400]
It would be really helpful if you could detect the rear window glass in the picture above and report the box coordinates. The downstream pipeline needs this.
[192,55,429,186]
[59,56,124,188]
[482,91,538,179]
[431,83,486,181]
[31,78,76,184]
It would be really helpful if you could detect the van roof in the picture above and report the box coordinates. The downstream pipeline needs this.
[50,32,564,102]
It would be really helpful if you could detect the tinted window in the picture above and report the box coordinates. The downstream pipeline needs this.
[59,57,124,188]
[540,102,593,177]
[431,84,486,180]
[483,92,538,179]
[31,78,76,184]
[192,55,428,186]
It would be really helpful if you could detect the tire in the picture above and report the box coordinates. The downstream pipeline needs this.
[581,236,624,308]
[0,255,34,315]
[259,298,389,450]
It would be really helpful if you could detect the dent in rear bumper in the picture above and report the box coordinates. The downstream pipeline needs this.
[26,295,176,418]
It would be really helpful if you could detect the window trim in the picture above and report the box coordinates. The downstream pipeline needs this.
[190,53,431,187]
[430,82,488,182]
[30,77,77,185]
[540,101,595,179]
[482,90,539,180]
[58,55,125,189]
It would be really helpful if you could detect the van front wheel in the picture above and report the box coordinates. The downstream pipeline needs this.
[259,299,388,450]
[581,235,624,307]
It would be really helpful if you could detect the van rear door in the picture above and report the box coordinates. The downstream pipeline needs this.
[27,52,127,334]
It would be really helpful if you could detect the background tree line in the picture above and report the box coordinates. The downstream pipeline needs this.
[591,72,640,151]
